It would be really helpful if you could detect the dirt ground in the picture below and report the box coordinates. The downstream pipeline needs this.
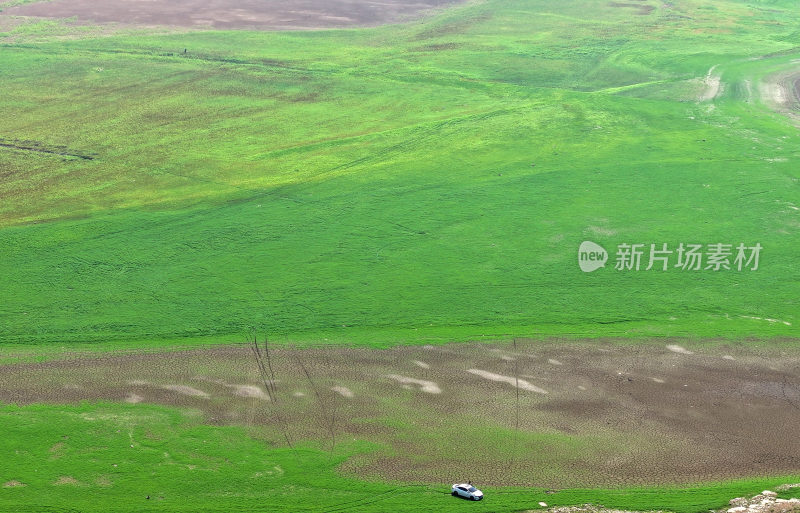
[1,0,466,30]
[759,70,800,123]
[2,339,799,487]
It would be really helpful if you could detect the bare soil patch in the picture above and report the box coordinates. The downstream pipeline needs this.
[760,69,800,122]
[2,340,799,487]
[53,475,80,486]
[697,65,722,101]
[231,384,269,399]
[2,0,467,30]
[608,2,655,15]
[124,392,143,403]
[331,385,354,398]
[666,344,694,355]
[385,373,441,393]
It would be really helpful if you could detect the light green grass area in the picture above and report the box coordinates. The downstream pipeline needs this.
[1,401,798,513]
[1,0,800,347]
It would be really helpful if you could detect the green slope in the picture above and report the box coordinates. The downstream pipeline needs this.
[0,0,799,346]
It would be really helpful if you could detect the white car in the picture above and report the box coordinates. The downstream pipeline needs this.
[452,483,483,500]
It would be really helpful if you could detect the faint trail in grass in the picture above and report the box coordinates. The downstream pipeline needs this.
[0,138,95,160]
[313,485,429,513]
[698,64,722,102]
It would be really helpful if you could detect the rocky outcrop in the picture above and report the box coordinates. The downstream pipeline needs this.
[726,490,800,513]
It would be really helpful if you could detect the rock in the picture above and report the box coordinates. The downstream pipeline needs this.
[539,502,548,507]
[728,507,747,513]
[764,491,778,497]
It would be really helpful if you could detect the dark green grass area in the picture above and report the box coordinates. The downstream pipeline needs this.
[1,0,799,347]
[1,401,797,513]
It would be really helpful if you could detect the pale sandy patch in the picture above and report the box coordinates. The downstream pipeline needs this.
[742,315,792,326]
[3,480,24,488]
[548,359,563,366]
[195,377,270,399]
[699,65,722,101]
[412,360,430,369]
[467,369,548,394]
[331,386,354,398]
[386,374,442,394]
[723,355,736,361]
[650,377,665,384]
[667,344,694,355]
[162,384,209,398]
[125,393,143,403]
[53,476,80,486]
[127,380,149,386]
[586,225,617,237]
[252,466,284,478]
[293,391,306,397]
[762,81,787,105]
[232,385,269,400]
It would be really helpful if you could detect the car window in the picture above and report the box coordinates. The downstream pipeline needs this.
[468,486,477,492]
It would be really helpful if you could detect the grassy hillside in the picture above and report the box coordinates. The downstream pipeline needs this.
[1,0,799,347]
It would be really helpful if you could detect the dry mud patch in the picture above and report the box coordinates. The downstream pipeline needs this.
[1,339,799,487]
[1,0,467,30]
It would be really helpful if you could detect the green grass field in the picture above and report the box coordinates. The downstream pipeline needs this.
[2,0,800,511]
[1,401,798,513]
[1,0,799,347]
